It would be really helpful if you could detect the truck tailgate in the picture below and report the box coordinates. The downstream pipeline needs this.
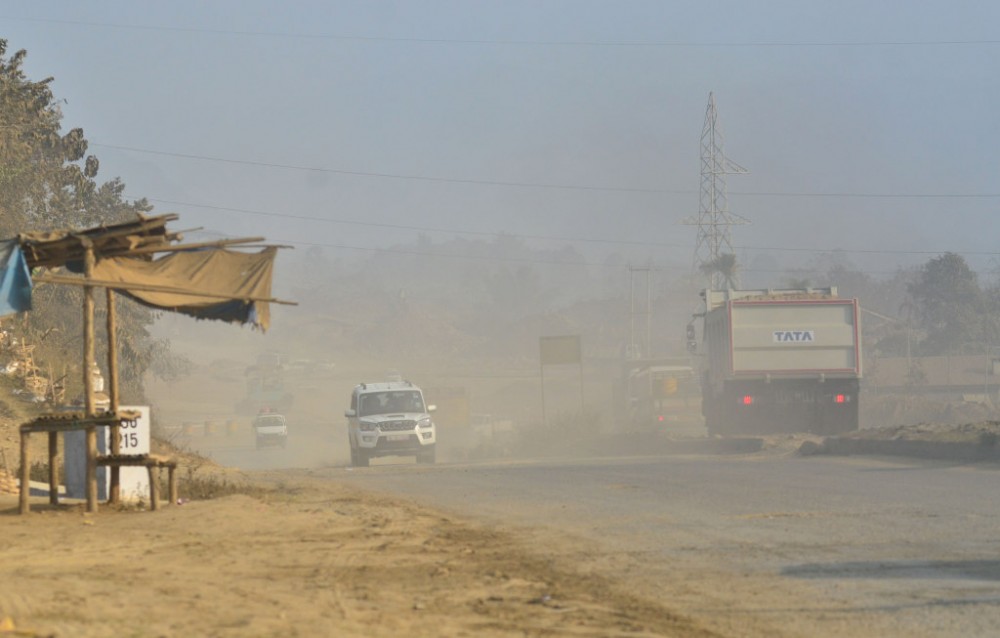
[729,299,860,376]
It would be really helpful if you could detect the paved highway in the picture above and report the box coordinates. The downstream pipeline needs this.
[320,452,1000,638]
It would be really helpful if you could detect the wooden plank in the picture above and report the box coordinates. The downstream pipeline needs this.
[20,417,136,434]
[21,410,142,430]
[97,455,177,468]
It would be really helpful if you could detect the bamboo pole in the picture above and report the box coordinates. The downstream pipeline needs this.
[107,287,121,504]
[47,431,58,505]
[168,465,178,505]
[121,236,265,255]
[147,466,160,511]
[19,430,29,514]
[83,245,98,513]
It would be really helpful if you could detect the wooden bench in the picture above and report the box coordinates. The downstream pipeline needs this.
[97,454,178,511]
[19,411,138,514]
[17,410,182,514]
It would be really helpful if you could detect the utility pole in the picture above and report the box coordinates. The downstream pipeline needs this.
[683,92,749,289]
[629,266,652,360]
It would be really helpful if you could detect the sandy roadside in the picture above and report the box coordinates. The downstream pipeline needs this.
[0,473,717,638]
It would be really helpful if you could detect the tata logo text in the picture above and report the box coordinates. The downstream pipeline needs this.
[773,330,815,343]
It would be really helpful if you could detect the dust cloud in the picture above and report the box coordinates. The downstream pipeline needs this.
[144,237,707,470]
[145,236,995,469]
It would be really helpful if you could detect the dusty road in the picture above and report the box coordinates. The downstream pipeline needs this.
[167,418,1000,637]
[316,452,1000,638]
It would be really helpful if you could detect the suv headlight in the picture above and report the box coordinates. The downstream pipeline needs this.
[418,417,433,428]
[359,422,378,432]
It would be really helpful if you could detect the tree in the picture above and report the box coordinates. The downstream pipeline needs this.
[0,41,180,402]
[700,253,739,289]
[905,252,987,355]
[783,277,811,289]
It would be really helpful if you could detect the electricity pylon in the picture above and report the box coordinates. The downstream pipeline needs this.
[682,92,749,289]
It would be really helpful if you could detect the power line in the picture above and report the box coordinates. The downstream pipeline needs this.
[145,197,685,248]
[199,231,609,269]
[733,190,1000,199]
[202,231,927,277]
[102,144,1000,199]
[7,16,1000,48]
[151,196,1000,258]
[99,144,674,194]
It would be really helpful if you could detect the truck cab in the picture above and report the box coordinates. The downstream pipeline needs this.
[345,381,437,467]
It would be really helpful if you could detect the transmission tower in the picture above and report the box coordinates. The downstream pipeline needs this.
[683,92,749,289]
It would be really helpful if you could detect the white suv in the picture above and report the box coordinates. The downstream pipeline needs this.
[345,381,437,467]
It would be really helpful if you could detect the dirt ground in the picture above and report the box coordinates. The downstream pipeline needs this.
[0,472,716,638]
[3,327,1000,637]
[5,422,998,638]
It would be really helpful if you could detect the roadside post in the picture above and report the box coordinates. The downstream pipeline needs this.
[539,335,584,426]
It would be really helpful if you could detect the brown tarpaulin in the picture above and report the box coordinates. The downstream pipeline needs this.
[91,247,277,331]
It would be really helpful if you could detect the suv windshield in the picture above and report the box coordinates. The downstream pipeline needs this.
[254,415,285,427]
[358,391,425,416]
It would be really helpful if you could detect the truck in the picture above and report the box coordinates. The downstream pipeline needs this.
[697,287,861,436]
[236,352,294,416]
[616,357,702,432]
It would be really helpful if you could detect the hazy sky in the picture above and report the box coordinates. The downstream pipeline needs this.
[3,1,999,281]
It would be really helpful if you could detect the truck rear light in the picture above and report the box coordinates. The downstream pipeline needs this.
[835,394,846,403]
[742,395,754,405]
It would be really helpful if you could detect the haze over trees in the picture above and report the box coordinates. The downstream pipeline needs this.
[0,41,184,400]
[903,252,1000,356]
[272,230,999,371]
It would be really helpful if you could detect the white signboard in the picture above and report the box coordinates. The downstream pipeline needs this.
[539,335,582,365]
[117,405,151,455]
[64,405,151,502]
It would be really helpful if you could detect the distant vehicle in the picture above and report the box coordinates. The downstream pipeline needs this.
[697,287,861,435]
[618,358,701,431]
[236,352,294,415]
[253,412,288,449]
[344,380,436,467]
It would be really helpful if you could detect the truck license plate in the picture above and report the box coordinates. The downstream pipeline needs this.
[387,434,409,442]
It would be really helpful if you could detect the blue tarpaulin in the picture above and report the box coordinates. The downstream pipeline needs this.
[0,239,32,316]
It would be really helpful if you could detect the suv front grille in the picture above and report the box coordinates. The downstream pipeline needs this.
[379,420,416,432]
